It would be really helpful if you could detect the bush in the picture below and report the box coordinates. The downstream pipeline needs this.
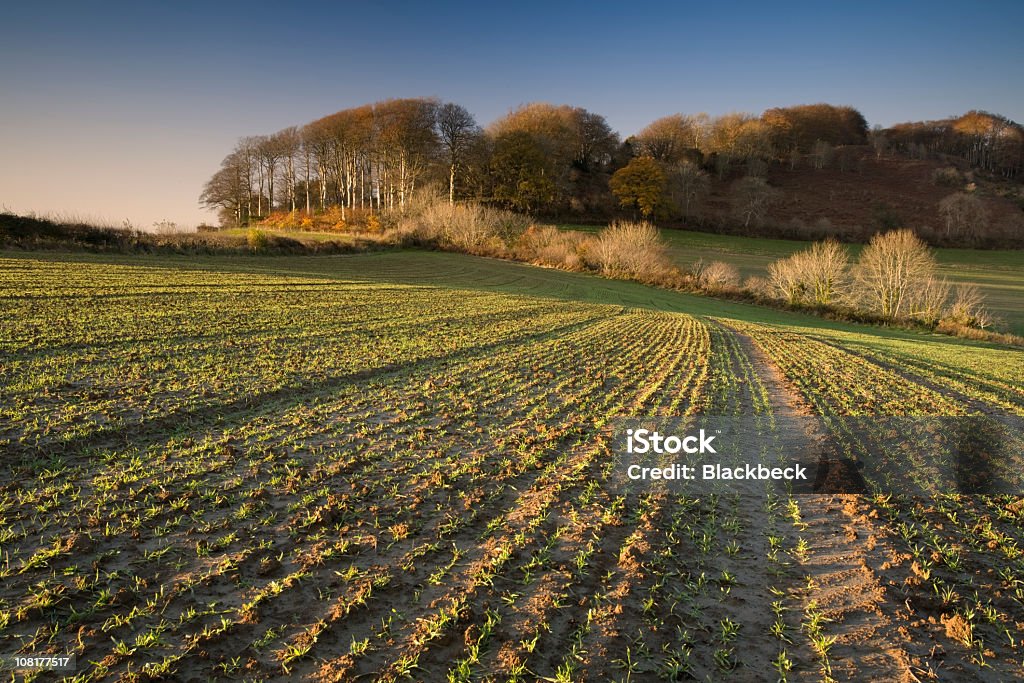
[941,284,992,329]
[247,228,270,251]
[932,166,962,187]
[743,275,770,293]
[696,260,740,291]
[413,201,531,254]
[515,225,589,270]
[593,221,670,277]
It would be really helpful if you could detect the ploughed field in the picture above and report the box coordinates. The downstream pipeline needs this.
[1,250,1023,682]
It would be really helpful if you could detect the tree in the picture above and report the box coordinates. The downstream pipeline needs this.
[762,104,868,155]
[574,110,618,171]
[257,134,286,213]
[938,192,989,239]
[810,139,833,169]
[767,256,804,305]
[868,125,888,159]
[703,113,772,169]
[489,131,556,212]
[299,126,319,213]
[488,103,617,212]
[886,110,1023,179]
[609,157,666,218]
[801,239,849,305]
[200,150,248,226]
[375,98,440,212]
[633,114,702,164]
[273,127,301,213]
[437,102,480,204]
[767,239,849,305]
[729,176,781,228]
[666,162,710,218]
[853,229,938,318]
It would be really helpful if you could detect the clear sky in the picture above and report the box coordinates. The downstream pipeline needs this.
[2,0,1022,229]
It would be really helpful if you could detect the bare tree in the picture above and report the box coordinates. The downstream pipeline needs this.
[257,134,285,213]
[868,125,888,159]
[376,98,440,212]
[768,239,849,305]
[436,102,480,204]
[802,239,848,304]
[200,150,248,226]
[273,127,301,213]
[938,192,989,239]
[909,276,951,325]
[730,176,781,228]
[810,139,833,169]
[853,229,937,318]
[767,257,804,304]
[667,162,710,218]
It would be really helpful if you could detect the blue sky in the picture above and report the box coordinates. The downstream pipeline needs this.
[2,0,1022,227]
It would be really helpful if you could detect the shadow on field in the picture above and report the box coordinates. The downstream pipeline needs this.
[7,315,601,470]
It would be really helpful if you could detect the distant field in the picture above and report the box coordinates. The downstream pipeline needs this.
[561,224,1024,335]
[2,249,1023,681]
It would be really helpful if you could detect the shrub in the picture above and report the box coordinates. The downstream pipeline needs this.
[742,275,770,294]
[247,228,270,251]
[412,201,531,254]
[698,261,741,291]
[932,166,962,187]
[515,225,589,269]
[593,221,670,277]
[942,284,992,329]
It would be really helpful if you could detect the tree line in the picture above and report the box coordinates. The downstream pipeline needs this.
[201,100,1020,226]
[884,111,1024,178]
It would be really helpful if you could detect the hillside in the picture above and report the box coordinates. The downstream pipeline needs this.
[688,147,1024,245]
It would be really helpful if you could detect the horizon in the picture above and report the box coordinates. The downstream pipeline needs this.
[2,0,1022,229]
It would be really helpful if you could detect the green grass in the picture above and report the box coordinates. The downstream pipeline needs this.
[560,223,1024,335]
[2,247,1022,680]
[9,248,1018,365]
